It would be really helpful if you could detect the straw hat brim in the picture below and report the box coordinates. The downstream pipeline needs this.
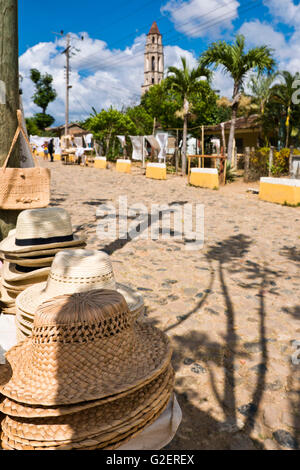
[3,257,54,268]
[0,233,86,254]
[2,263,50,283]
[16,282,144,320]
[1,367,174,444]
[2,244,86,259]
[0,324,172,406]
[0,367,173,419]
[0,395,170,450]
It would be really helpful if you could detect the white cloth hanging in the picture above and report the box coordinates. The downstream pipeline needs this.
[85,133,93,147]
[117,135,126,148]
[145,135,161,152]
[156,133,168,163]
[130,136,145,161]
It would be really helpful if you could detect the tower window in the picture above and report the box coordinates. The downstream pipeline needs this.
[152,56,155,71]
[152,78,155,84]
[152,36,155,43]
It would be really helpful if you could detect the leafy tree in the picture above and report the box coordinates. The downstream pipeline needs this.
[165,57,211,174]
[85,107,136,159]
[141,82,183,131]
[269,71,300,147]
[30,69,57,114]
[25,117,41,136]
[200,34,275,162]
[125,105,153,136]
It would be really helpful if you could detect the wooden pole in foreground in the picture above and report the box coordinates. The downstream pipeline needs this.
[0,0,21,240]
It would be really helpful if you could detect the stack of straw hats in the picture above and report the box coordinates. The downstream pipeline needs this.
[0,290,174,450]
[15,249,144,341]
[0,208,86,315]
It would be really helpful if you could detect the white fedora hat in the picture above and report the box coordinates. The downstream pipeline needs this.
[0,208,86,254]
[16,249,144,321]
[2,261,50,283]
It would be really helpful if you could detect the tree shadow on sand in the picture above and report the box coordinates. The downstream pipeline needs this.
[165,234,285,449]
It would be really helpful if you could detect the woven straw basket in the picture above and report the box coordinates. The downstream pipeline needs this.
[0,111,50,210]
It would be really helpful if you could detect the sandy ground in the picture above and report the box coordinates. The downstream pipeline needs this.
[45,159,300,450]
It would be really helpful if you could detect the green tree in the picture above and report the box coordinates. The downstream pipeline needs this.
[30,68,57,132]
[166,57,211,174]
[30,68,57,113]
[200,34,275,162]
[125,105,153,136]
[269,71,300,147]
[141,81,183,131]
[85,108,136,159]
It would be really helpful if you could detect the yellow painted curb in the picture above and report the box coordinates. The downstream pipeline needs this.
[146,164,167,180]
[259,178,300,205]
[116,159,131,174]
[190,168,219,190]
[94,157,107,169]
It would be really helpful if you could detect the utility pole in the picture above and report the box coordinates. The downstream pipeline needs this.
[0,0,21,240]
[63,34,71,137]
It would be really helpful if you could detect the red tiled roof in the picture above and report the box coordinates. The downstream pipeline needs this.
[148,21,161,35]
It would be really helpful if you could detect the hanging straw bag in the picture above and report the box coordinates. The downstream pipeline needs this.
[0,110,51,210]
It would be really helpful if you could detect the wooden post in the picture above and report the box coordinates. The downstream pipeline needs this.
[221,123,226,157]
[0,0,21,241]
[289,146,294,178]
[244,147,250,182]
[187,156,191,184]
[269,146,274,177]
[175,129,179,175]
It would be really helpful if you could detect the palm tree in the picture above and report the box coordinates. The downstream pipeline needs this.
[248,72,278,116]
[269,71,300,147]
[166,57,210,175]
[200,35,275,162]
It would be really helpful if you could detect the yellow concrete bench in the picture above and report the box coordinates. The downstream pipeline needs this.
[116,159,131,174]
[94,157,107,169]
[146,163,167,180]
[54,154,61,161]
[259,177,300,205]
[190,168,219,189]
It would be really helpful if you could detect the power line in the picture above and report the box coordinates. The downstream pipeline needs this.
[77,0,242,71]
[77,0,261,77]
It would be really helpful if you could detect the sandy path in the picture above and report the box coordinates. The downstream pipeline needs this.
[47,159,300,450]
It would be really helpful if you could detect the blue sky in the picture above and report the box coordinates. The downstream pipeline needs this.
[18,0,300,125]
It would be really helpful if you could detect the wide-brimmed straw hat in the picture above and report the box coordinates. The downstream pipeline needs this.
[0,290,172,406]
[0,367,173,419]
[0,208,86,254]
[16,249,144,321]
[2,261,50,284]
[0,367,174,447]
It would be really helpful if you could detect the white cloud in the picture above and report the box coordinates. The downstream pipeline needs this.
[263,0,300,26]
[239,19,300,74]
[19,31,237,126]
[161,0,240,38]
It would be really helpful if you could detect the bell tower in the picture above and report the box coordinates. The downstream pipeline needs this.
[141,21,164,95]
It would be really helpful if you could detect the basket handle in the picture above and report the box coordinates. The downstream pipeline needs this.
[2,109,39,170]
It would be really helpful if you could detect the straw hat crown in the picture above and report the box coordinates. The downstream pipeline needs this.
[32,290,131,344]
[43,249,116,297]
[0,290,171,405]
[11,207,74,240]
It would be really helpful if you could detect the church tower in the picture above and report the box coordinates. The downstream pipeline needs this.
[141,21,164,95]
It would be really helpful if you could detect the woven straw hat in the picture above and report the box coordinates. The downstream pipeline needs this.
[2,261,50,283]
[16,249,144,321]
[0,367,173,419]
[0,290,172,406]
[0,398,169,450]
[0,208,86,254]
[0,367,174,445]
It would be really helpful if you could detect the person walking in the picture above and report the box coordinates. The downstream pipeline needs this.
[42,141,49,161]
[48,138,54,162]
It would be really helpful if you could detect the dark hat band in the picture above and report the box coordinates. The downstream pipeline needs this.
[15,234,74,247]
